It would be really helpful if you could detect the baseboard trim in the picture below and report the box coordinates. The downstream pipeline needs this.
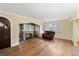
[55,37,73,42]
[11,42,19,47]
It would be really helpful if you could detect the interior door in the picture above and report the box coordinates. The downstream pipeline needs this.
[0,17,11,50]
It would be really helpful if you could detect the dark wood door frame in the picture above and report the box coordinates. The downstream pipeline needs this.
[0,17,11,50]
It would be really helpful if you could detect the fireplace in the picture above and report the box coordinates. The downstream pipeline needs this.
[19,23,40,40]
[25,32,32,39]
[23,31,33,40]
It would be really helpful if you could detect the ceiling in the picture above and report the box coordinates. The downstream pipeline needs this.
[0,3,79,21]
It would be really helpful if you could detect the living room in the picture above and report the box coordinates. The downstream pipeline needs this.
[0,3,79,56]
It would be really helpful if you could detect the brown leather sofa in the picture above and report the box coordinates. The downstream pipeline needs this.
[42,31,55,40]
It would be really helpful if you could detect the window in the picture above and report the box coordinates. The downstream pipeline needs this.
[4,25,8,29]
[0,22,4,27]
[52,24,61,33]
[48,21,61,33]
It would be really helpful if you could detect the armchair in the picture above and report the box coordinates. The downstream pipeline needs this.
[42,31,55,40]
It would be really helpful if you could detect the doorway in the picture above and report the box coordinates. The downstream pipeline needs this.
[0,17,11,50]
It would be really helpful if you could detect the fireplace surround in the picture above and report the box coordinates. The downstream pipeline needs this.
[19,23,40,40]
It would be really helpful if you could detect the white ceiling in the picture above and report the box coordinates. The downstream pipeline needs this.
[0,3,79,21]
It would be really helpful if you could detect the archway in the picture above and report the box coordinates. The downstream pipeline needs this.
[0,17,11,50]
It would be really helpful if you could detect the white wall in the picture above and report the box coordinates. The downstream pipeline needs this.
[0,11,43,47]
[43,20,73,40]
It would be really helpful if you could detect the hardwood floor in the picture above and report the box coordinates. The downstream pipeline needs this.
[1,38,79,56]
